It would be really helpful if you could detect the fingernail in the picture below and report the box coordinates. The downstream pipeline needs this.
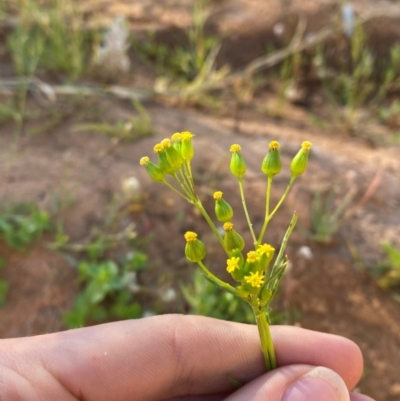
[282,367,350,401]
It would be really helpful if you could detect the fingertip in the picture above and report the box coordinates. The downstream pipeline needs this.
[350,393,376,401]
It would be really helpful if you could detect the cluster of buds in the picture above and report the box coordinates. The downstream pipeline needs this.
[140,132,312,372]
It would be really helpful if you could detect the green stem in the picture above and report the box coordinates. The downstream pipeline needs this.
[197,260,236,295]
[267,176,296,223]
[195,200,227,253]
[254,309,276,371]
[257,176,273,245]
[162,180,192,202]
[173,173,194,200]
[238,179,257,245]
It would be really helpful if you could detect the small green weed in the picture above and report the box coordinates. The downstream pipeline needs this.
[0,203,51,251]
[375,242,400,289]
[305,186,355,244]
[63,251,148,328]
[74,100,153,142]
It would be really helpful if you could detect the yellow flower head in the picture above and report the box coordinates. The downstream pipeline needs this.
[226,257,240,273]
[257,243,275,257]
[223,222,233,232]
[230,144,241,153]
[181,131,194,141]
[140,156,149,166]
[154,143,164,153]
[213,191,223,200]
[301,141,312,150]
[161,138,171,148]
[171,132,182,142]
[246,251,260,263]
[184,231,198,242]
[269,141,280,150]
[244,271,264,288]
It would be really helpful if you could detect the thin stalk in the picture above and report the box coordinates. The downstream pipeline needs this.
[270,213,297,277]
[197,260,236,294]
[254,309,276,371]
[257,176,273,245]
[194,200,226,253]
[183,162,195,193]
[179,166,195,196]
[162,180,192,202]
[238,179,257,245]
[173,173,194,199]
[267,176,296,222]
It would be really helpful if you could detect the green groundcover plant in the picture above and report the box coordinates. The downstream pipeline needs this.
[140,132,311,372]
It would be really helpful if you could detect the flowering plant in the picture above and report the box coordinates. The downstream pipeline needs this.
[140,132,312,372]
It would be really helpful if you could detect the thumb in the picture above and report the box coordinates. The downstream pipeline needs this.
[224,365,350,401]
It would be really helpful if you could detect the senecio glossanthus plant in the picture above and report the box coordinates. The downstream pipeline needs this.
[140,132,312,372]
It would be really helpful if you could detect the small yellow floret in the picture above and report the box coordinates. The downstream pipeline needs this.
[154,143,164,153]
[181,131,194,140]
[213,191,223,200]
[246,251,260,263]
[171,133,182,142]
[184,231,198,242]
[269,141,280,150]
[140,156,149,166]
[226,257,240,273]
[301,141,312,150]
[161,138,171,148]
[244,271,264,288]
[223,222,233,231]
[230,144,241,153]
[257,243,275,257]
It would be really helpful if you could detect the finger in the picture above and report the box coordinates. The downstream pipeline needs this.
[224,365,350,401]
[350,394,376,401]
[0,315,363,401]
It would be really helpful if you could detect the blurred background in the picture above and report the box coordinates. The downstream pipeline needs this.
[0,0,400,399]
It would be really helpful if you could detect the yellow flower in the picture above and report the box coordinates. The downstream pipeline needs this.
[226,257,240,273]
[301,141,312,150]
[140,156,149,166]
[171,133,182,142]
[181,131,194,140]
[244,271,264,288]
[269,141,280,150]
[223,222,233,231]
[213,191,223,200]
[246,251,259,263]
[257,244,275,257]
[184,231,198,242]
[161,138,172,148]
[230,144,241,153]
[154,143,164,153]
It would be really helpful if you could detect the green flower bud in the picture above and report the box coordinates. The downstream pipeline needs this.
[243,250,261,275]
[161,138,184,171]
[213,191,234,222]
[223,222,245,252]
[256,243,275,273]
[229,144,246,179]
[154,143,176,175]
[181,131,195,161]
[226,249,245,281]
[139,156,165,182]
[184,231,206,262]
[262,141,282,178]
[171,132,183,154]
[290,141,312,177]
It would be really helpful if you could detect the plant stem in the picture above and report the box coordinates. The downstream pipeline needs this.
[268,176,296,220]
[238,179,257,245]
[162,181,192,202]
[197,260,236,295]
[257,176,273,245]
[254,309,276,371]
[194,200,227,253]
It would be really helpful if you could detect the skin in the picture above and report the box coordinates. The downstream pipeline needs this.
[0,314,376,401]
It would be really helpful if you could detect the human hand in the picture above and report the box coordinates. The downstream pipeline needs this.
[0,314,374,401]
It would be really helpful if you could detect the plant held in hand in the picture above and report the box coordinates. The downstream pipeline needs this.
[140,132,312,372]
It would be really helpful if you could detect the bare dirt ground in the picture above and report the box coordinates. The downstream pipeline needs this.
[1,1,400,400]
